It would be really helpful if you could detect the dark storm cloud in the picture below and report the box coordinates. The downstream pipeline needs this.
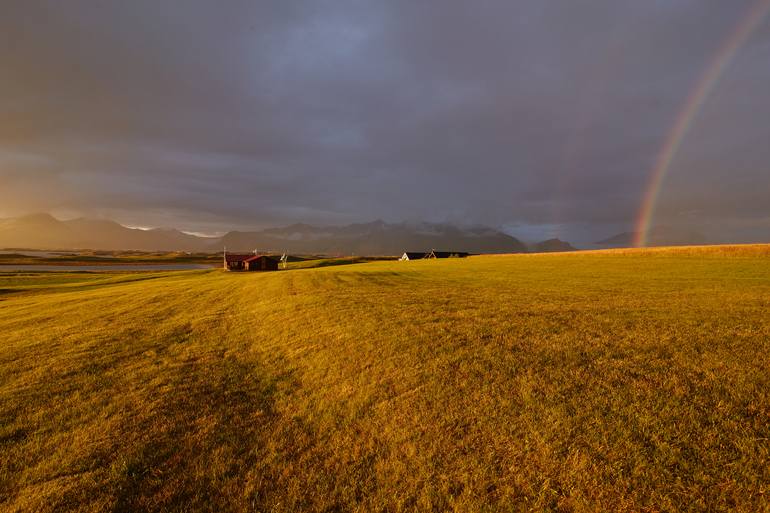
[1,0,769,241]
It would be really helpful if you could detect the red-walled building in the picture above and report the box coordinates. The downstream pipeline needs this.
[224,253,280,271]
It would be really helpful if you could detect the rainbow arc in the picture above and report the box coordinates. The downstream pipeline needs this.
[634,0,770,247]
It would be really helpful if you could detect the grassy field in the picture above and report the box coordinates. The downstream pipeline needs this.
[1,246,769,512]
[0,250,222,266]
[0,252,395,268]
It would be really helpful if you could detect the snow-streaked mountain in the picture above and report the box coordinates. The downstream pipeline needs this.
[221,220,527,255]
[0,213,212,251]
[0,214,528,255]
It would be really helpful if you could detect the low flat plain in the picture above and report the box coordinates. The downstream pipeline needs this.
[1,246,769,512]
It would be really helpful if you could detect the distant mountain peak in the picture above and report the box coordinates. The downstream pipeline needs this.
[531,238,577,253]
[595,226,708,247]
[17,212,59,223]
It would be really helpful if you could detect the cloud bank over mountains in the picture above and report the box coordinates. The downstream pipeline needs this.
[1,1,769,243]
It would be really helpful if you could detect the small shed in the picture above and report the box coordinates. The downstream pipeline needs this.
[400,252,427,261]
[224,253,252,271]
[244,255,279,271]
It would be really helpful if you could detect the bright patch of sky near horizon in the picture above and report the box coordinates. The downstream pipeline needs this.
[1,0,769,245]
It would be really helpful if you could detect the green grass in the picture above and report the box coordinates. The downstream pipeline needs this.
[1,246,769,512]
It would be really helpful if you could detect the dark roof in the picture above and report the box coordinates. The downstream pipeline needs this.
[226,254,280,263]
[225,254,254,263]
[427,250,469,258]
[244,255,280,263]
[402,252,427,259]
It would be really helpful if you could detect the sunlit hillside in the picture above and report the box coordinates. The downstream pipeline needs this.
[1,246,769,511]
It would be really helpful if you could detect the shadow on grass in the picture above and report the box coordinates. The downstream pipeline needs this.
[104,357,288,512]
[289,257,395,270]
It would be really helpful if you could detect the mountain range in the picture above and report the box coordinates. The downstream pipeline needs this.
[0,214,531,255]
[1,214,725,255]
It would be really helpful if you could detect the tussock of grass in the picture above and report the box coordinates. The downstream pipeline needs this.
[1,245,769,511]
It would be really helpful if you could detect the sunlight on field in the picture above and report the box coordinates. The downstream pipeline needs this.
[1,246,769,511]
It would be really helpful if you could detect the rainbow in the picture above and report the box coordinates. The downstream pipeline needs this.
[634,0,770,247]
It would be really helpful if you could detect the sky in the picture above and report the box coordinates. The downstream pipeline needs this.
[1,0,769,244]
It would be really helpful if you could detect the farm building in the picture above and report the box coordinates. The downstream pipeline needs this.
[224,253,280,271]
[425,250,469,259]
[400,250,470,260]
[399,252,427,261]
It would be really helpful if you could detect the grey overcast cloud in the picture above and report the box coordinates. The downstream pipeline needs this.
[1,0,769,244]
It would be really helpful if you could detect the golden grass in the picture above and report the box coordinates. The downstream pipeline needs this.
[509,243,770,258]
[1,245,770,511]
